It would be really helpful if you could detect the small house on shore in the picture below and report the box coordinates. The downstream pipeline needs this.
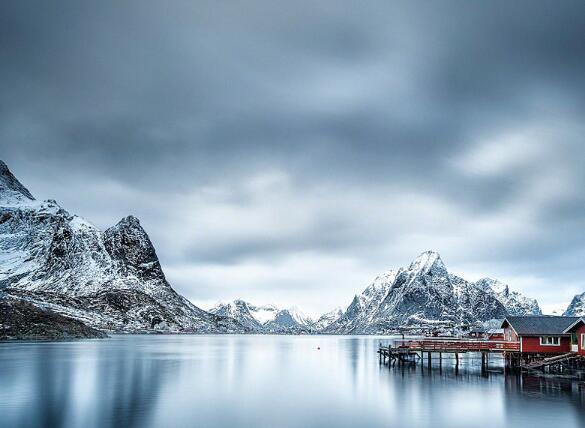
[501,316,579,354]
[563,318,585,356]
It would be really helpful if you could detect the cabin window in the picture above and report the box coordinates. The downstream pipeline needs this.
[539,336,560,346]
[581,334,585,350]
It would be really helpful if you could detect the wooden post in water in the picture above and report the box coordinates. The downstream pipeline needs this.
[427,351,432,370]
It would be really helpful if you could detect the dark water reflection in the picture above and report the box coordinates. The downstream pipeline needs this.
[1,335,584,428]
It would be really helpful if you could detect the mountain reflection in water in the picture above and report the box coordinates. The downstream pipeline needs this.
[1,335,584,428]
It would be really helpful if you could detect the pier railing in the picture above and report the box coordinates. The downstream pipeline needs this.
[391,339,520,352]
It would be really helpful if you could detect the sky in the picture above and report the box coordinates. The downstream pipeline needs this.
[1,1,585,316]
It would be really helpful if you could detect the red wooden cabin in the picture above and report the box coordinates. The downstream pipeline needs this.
[501,316,579,354]
[563,318,585,356]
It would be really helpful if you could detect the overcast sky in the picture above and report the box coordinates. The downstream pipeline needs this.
[2,1,585,315]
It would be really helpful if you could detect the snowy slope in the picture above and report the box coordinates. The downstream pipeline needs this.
[312,307,344,330]
[0,160,246,334]
[475,278,541,316]
[323,270,396,334]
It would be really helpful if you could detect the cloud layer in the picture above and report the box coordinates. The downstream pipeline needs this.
[2,0,585,314]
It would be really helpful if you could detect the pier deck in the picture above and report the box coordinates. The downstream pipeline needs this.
[391,339,520,353]
[378,339,520,370]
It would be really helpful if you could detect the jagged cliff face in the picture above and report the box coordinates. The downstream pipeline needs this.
[377,253,460,326]
[564,292,585,316]
[0,161,34,203]
[325,251,541,334]
[475,278,541,316]
[0,161,246,334]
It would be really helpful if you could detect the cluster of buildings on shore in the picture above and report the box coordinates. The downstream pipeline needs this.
[440,315,585,357]
[384,316,585,371]
[500,316,585,356]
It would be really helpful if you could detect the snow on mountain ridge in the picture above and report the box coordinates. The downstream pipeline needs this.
[408,250,446,276]
[326,251,542,334]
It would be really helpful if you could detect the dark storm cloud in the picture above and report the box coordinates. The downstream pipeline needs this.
[1,0,585,312]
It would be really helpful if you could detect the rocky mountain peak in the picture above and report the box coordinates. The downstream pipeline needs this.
[408,250,446,276]
[564,292,585,316]
[326,250,541,334]
[0,160,35,203]
[104,215,164,282]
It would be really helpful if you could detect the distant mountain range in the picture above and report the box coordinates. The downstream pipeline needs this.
[210,252,546,334]
[0,160,583,339]
[209,301,315,333]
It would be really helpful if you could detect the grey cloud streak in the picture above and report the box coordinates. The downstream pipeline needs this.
[1,0,585,314]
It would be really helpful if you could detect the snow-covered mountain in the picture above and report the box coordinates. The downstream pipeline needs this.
[210,300,314,333]
[563,292,585,317]
[325,251,541,334]
[0,160,247,336]
[0,161,554,339]
[208,300,265,331]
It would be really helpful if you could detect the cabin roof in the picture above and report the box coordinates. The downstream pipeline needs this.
[501,316,579,336]
[563,318,585,333]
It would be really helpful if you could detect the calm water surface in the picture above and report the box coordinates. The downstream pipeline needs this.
[1,335,584,428]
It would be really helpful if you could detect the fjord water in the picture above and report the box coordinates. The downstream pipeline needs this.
[1,336,584,428]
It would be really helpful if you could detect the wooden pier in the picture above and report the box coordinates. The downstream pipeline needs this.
[378,338,585,373]
[378,339,521,371]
